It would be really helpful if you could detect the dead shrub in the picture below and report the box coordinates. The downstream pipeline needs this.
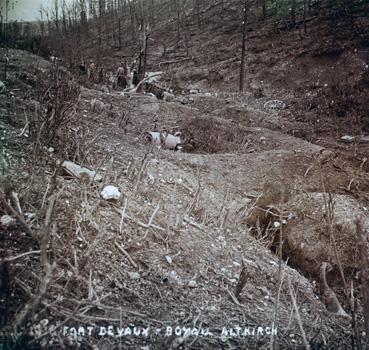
[33,66,81,155]
[312,76,369,134]
[180,116,245,153]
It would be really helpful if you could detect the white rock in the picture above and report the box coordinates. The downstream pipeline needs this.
[165,255,173,264]
[273,221,281,228]
[170,270,182,285]
[1,215,16,227]
[147,173,155,184]
[100,185,122,200]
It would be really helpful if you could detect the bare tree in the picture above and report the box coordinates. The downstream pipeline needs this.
[239,0,249,92]
[53,0,60,34]
[195,0,201,28]
[137,19,149,90]
[290,0,297,27]
[79,0,88,36]
[261,0,266,19]
[150,0,155,28]
[128,0,136,41]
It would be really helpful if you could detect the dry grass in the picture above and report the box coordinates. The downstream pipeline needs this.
[180,116,247,154]
[0,48,363,349]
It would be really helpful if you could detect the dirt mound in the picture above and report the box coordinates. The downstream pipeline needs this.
[283,192,369,279]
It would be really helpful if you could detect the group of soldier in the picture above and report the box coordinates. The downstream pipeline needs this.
[79,59,139,90]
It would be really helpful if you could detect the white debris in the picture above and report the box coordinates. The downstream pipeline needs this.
[188,280,197,288]
[0,81,5,94]
[48,147,54,153]
[40,319,49,327]
[100,185,122,200]
[145,71,163,83]
[147,173,155,184]
[25,212,36,221]
[264,99,286,110]
[144,92,157,99]
[165,255,173,264]
[128,272,140,280]
[170,270,182,285]
[273,221,281,228]
[143,131,182,150]
[62,160,103,182]
[1,215,16,227]
[340,135,355,143]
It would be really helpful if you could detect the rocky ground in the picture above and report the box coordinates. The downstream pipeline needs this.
[1,17,369,349]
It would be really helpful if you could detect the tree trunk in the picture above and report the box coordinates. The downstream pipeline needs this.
[196,0,201,28]
[150,0,155,28]
[303,0,307,33]
[239,0,248,92]
[118,18,122,48]
[290,0,296,28]
[128,1,136,41]
[137,21,147,91]
[176,0,181,42]
[54,0,60,34]
[111,8,116,46]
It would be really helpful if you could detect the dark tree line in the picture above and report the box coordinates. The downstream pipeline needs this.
[1,0,368,90]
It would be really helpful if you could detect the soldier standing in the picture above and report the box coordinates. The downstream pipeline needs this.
[98,66,104,83]
[117,62,127,89]
[80,59,87,75]
[87,59,96,81]
[132,70,139,86]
